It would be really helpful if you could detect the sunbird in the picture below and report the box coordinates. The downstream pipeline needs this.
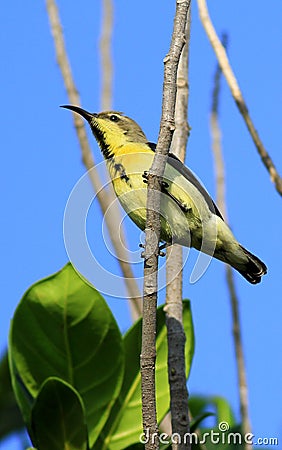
[62,105,267,284]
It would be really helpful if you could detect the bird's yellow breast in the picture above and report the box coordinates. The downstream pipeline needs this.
[106,144,152,231]
[106,143,211,246]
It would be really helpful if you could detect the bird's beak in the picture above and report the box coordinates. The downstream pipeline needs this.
[60,105,97,122]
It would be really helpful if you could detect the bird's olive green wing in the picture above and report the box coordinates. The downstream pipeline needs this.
[147,142,224,220]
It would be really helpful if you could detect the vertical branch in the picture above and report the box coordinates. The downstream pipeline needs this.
[164,9,191,450]
[198,0,282,197]
[226,267,252,447]
[141,2,191,449]
[99,0,143,320]
[99,0,113,111]
[210,36,252,449]
[46,0,142,317]
[210,33,228,219]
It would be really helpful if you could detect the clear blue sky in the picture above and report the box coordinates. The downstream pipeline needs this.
[1,1,282,448]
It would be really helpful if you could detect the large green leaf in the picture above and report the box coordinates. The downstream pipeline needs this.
[31,377,88,450]
[95,300,194,450]
[9,263,124,448]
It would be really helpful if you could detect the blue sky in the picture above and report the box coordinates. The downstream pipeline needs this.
[1,1,282,448]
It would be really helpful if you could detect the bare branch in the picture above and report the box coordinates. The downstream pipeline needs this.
[141,2,191,449]
[198,0,282,196]
[210,37,252,449]
[99,0,142,320]
[164,9,191,450]
[99,0,113,111]
[46,0,142,318]
[226,266,252,448]
[210,33,228,219]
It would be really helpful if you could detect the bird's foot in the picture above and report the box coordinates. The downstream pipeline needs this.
[139,242,167,258]
[142,171,149,184]
[158,242,167,257]
[139,242,145,258]
[142,172,169,190]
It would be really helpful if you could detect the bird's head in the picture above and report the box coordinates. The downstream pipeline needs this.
[61,105,148,158]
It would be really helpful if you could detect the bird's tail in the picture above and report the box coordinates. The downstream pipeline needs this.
[209,219,267,284]
[231,245,267,284]
[212,238,267,284]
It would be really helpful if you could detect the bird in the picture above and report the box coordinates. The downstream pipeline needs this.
[61,105,267,284]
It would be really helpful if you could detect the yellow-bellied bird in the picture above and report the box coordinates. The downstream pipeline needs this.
[62,106,267,284]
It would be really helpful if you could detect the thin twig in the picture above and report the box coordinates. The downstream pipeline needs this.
[164,8,191,450]
[210,36,252,449]
[226,266,252,448]
[141,2,191,449]
[99,0,142,319]
[45,0,142,317]
[198,0,282,196]
[99,0,113,111]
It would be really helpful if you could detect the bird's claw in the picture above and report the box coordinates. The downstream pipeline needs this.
[142,171,149,184]
[139,243,145,258]
[139,241,167,257]
[158,242,167,257]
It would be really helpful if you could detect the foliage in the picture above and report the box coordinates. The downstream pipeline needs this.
[1,263,259,449]
[9,263,123,448]
[31,378,88,450]
[7,263,194,449]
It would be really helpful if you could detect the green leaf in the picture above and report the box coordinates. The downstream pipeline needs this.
[211,396,235,427]
[189,396,240,450]
[190,412,215,433]
[0,351,24,440]
[189,395,235,429]
[9,263,124,448]
[31,377,88,450]
[95,300,194,450]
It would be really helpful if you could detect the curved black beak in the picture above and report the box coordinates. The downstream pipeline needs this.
[60,105,97,122]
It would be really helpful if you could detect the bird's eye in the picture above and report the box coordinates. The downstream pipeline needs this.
[109,114,119,122]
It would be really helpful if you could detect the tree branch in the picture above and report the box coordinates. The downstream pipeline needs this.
[141,2,191,449]
[210,35,252,449]
[99,0,143,319]
[198,0,282,197]
[164,9,191,450]
[99,0,113,111]
[46,0,142,317]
